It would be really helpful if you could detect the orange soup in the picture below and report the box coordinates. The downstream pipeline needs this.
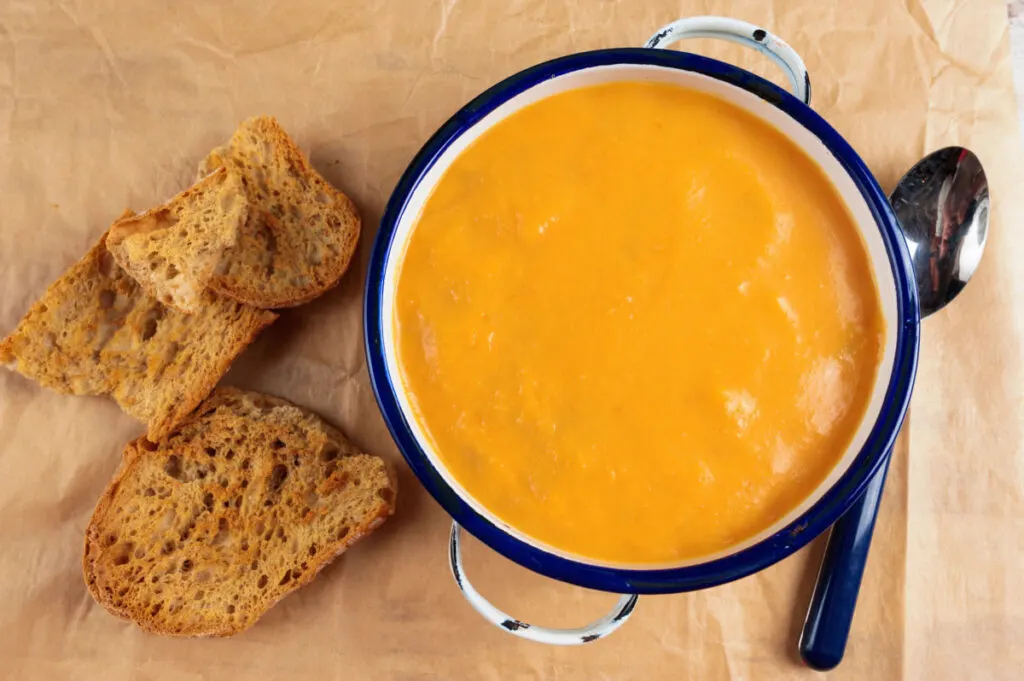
[394,81,885,563]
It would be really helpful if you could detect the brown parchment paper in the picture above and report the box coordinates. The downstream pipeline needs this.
[1,1,1021,679]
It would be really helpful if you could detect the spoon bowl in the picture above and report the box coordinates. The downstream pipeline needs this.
[890,147,990,317]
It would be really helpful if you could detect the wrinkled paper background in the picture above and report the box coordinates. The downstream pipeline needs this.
[1,1,1022,679]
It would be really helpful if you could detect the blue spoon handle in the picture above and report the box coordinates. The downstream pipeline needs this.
[798,450,892,671]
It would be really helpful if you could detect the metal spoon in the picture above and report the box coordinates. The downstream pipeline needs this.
[798,147,989,670]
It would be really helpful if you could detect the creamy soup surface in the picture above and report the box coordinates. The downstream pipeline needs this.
[394,81,885,564]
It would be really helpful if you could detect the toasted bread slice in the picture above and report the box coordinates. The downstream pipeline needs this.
[107,167,247,313]
[0,222,277,438]
[83,387,397,637]
[197,116,361,308]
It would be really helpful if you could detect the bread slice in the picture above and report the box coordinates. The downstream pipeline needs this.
[83,387,397,637]
[197,116,361,308]
[0,221,277,438]
[106,167,248,313]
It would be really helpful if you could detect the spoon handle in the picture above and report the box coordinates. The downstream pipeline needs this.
[798,450,892,670]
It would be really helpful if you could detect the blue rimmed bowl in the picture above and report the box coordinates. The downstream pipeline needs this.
[364,16,920,644]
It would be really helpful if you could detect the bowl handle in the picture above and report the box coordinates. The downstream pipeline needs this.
[645,16,811,105]
[448,522,639,645]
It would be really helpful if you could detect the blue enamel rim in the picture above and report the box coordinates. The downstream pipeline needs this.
[364,48,920,594]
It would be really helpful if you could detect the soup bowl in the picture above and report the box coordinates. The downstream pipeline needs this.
[364,16,920,644]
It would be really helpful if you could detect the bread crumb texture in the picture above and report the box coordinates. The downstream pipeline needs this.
[199,116,361,308]
[107,167,248,313]
[83,388,397,637]
[0,224,276,438]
